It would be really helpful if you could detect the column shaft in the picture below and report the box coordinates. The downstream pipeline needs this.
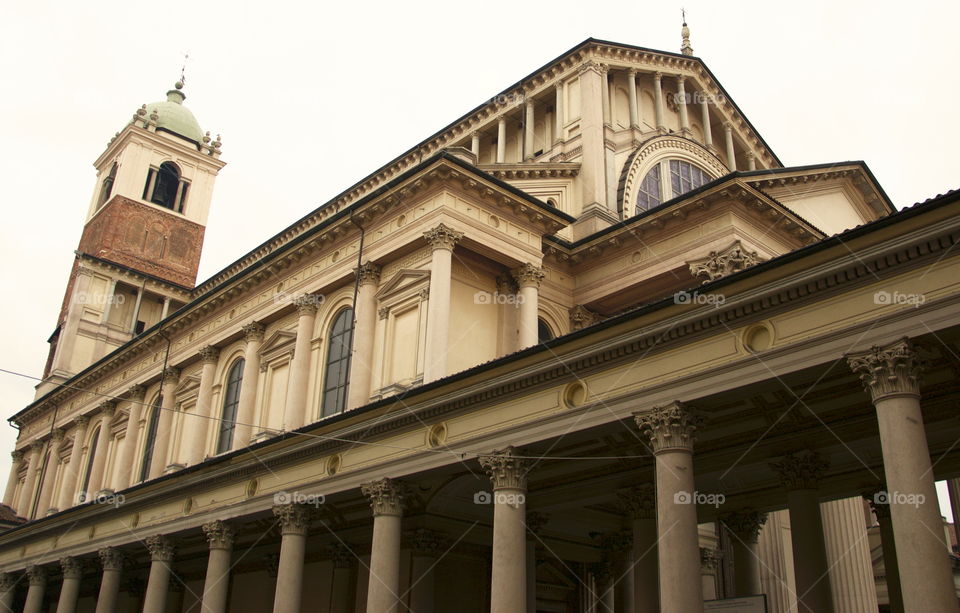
[652,73,665,131]
[234,323,264,446]
[56,559,82,613]
[286,297,318,429]
[23,567,46,613]
[367,514,401,613]
[578,62,608,208]
[185,349,218,465]
[626,70,639,128]
[724,124,736,171]
[821,497,877,613]
[87,403,116,493]
[272,504,310,613]
[700,96,713,148]
[20,443,42,518]
[676,76,689,131]
[513,264,544,350]
[480,447,530,613]
[600,66,611,126]
[200,521,234,613]
[348,264,381,410]
[496,118,506,163]
[554,84,564,144]
[875,508,904,613]
[524,100,535,161]
[786,489,834,612]
[143,536,175,613]
[94,569,122,613]
[58,417,88,510]
[35,431,64,515]
[422,225,461,383]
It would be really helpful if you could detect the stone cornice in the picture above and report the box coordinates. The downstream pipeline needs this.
[476,163,580,180]
[3,197,958,550]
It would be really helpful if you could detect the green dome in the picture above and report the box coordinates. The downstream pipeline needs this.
[145,83,203,143]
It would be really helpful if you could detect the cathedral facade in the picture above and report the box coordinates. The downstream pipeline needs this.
[1,32,959,613]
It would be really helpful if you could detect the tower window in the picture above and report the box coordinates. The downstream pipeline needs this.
[216,359,245,454]
[143,162,189,213]
[636,159,712,215]
[321,308,354,418]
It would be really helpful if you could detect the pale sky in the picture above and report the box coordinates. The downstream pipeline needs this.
[1,1,958,516]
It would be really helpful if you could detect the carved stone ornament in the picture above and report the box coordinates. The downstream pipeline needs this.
[146,534,176,562]
[422,223,463,251]
[495,272,518,295]
[202,520,235,550]
[99,400,117,417]
[478,446,531,491]
[199,345,220,364]
[512,263,546,289]
[721,509,768,544]
[687,240,765,283]
[242,322,266,342]
[98,547,125,571]
[25,564,46,585]
[617,484,656,520]
[846,337,921,402]
[361,477,405,517]
[51,428,66,443]
[293,294,320,315]
[162,367,181,384]
[127,384,147,401]
[75,414,90,429]
[59,556,84,579]
[633,401,703,454]
[356,261,382,286]
[569,305,599,331]
[273,503,312,536]
[769,451,829,491]
[10,449,23,464]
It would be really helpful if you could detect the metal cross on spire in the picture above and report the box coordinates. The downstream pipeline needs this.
[179,51,191,87]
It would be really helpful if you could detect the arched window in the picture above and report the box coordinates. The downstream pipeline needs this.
[139,397,162,482]
[97,162,118,209]
[216,359,245,454]
[321,308,354,417]
[143,162,189,212]
[80,426,100,500]
[537,319,555,344]
[636,160,712,214]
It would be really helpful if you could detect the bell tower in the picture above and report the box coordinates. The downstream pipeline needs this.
[39,82,226,397]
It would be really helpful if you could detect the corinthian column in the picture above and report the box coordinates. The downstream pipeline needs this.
[200,521,234,613]
[23,565,46,613]
[554,83,564,144]
[497,118,507,163]
[20,440,44,518]
[652,72,666,132]
[847,338,957,612]
[142,535,175,613]
[348,262,381,410]
[95,547,124,613]
[479,446,530,613]
[720,509,767,597]
[512,263,545,350]
[287,295,320,429]
[723,123,736,171]
[234,322,265,446]
[329,543,355,613]
[524,99,535,160]
[626,69,639,129]
[113,385,146,491]
[2,450,23,507]
[676,76,690,133]
[770,452,834,613]
[361,478,405,613]
[58,415,89,510]
[185,346,219,465]
[422,224,463,383]
[634,401,704,613]
[821,497,878,613]
[35,428,65,515]
[618,484,658,613]
[272,504,311,613]
[150,368,180,479]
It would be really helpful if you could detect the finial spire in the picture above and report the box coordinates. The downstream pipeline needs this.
[681,10,694,56]
[178,50,191,89]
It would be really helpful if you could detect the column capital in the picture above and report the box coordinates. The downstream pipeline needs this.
[361,477,405,517]
[512,262,545,289]
[293,294,320,315]
[29,439,45,453]
[26,564,46,585]
[721,509,768,544]
[423,223,463,251]
[60,556,83,579]
[202,520,235,550]
[127,384,147,401]
[597,62,609,75]
[846,337,921,402]
[10,449,23,464]
[51,427,66,443]
[199,345,220,364]
[700,547,721,570]
[162,367,180,384]
[408,528,447,557]
[273,503,312,536]
[626,68,638,77]
[633,401,703,454]
[471,130,480,139]
[479,446,530,491]
[242,321,266,342]
[617,483,656,519]
[99,400,117,417]
[75,414,90,428]
[723,121,733,132]
[0,572,15,591]
[356,261,382,286]
[676,74,687,86]
[653,71,663,81]
[577,60,602,76]
[329,542,355,569]
[770,451,829,490]
[146,534,176,562]
[98,547,125,571]
[554,81,564,92]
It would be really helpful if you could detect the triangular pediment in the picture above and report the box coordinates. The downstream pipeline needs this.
[259,329,297,365]
[175,373,201,396]
[375,269,431,301]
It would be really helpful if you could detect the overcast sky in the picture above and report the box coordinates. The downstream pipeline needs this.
[1,1,958,516]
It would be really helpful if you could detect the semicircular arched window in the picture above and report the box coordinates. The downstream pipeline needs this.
[321,308,354,418]
[636,159,713,214]
[143,161,189,213]
[537,318,555,344]
[216,358,245,454]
